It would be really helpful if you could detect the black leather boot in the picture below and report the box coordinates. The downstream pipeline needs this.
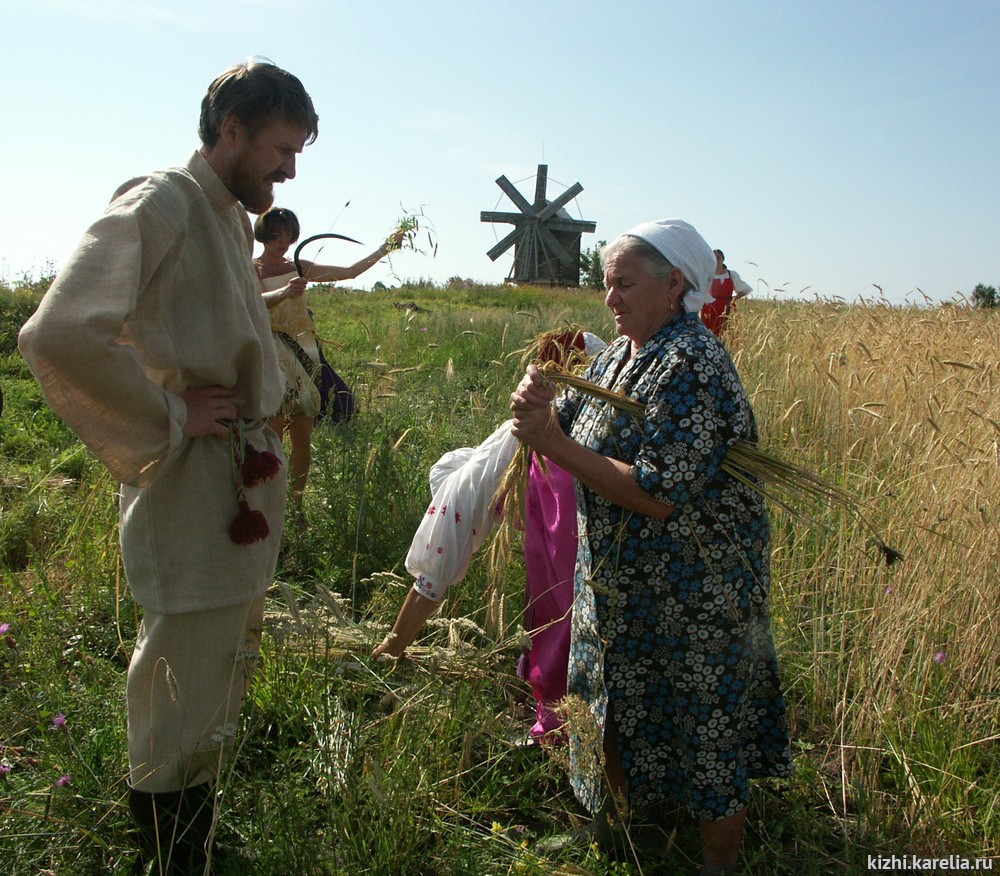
[129,784,215,875]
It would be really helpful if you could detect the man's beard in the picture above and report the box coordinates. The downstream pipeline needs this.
[228,162,281,215]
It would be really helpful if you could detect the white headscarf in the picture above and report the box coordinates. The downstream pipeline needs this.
[620,219,716,313]
[582,332,608,357]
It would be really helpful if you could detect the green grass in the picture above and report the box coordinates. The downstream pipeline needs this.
[1,279,997,874]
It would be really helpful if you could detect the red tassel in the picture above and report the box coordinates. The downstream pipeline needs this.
[230,499,270,545]
[242,445,281,487]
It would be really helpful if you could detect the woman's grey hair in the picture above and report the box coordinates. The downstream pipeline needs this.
[601,235,694,293]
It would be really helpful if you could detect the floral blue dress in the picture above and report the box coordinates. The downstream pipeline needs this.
[555,312,791,820]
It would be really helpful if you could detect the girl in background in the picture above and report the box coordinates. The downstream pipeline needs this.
[254,207,404,507]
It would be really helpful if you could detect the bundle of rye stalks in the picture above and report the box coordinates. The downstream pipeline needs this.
[483,327,596,634]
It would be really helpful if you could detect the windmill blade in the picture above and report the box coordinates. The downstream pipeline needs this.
[533,165,548,208]
[487,225,524,261]
[495,175,534,215]
[537,182,583,223]
[536,222,575,266]
[480,211,525,225]
[516,228,540,281]
[545,218,597,234]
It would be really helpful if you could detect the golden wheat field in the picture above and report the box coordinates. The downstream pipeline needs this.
[724,299,999,852]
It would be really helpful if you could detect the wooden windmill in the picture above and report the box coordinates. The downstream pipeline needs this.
[481,164,597,286]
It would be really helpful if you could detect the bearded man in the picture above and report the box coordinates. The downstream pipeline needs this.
[19,59,318,874]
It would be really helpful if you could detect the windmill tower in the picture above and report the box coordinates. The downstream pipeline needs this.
[481,165,596,286]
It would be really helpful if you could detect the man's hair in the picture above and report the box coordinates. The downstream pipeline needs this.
[254,207,301,244]
[199,58,319,148]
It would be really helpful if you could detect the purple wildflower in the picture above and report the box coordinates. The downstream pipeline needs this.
[51,713,68,732]
[55,774,72,787]
[0,764,11,777]
[933,651,946,664]
[0,622,9,635]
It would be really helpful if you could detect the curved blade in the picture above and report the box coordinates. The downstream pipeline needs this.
[293,232,363,277]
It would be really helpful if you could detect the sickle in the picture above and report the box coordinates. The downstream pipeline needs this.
[293,232,364,277]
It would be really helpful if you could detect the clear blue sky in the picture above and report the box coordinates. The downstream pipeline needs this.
[3,0,998,304]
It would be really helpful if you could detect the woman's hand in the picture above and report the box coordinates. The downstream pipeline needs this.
[384,229,406,253]
[279,276,308,300]
[261,275,307,308]
[511,364,554,409]
[510,364,561,452]
[371,635,406,659]
[371,588,439,660]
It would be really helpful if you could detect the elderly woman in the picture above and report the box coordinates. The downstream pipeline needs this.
[510,220,791,874]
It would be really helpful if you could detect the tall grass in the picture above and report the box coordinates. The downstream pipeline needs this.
[1,280,997,874]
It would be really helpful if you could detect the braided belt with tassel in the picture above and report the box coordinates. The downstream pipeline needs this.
[228,418,282,545]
